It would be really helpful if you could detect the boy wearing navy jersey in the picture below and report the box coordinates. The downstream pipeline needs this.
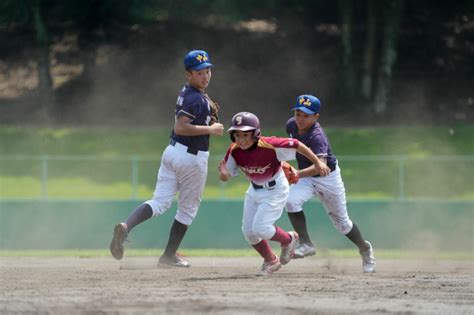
[110,50,224,267]
[219,112,330,276]
[285,95,376,273]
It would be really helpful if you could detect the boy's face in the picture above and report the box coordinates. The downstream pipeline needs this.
[294,110,319,131]
[186,67,212,91]
[233,130,256,150]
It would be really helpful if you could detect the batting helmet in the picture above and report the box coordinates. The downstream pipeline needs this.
[228,112,261,142]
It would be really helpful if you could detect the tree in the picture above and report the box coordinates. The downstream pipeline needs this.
[361,0,376,100]
[338,0,356,99]
[30,0,52,93]
[373,0,405,115]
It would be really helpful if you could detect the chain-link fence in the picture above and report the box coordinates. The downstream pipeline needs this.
[0,155,473,200]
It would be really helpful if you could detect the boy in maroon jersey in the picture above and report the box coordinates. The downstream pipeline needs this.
[218,112,330,276]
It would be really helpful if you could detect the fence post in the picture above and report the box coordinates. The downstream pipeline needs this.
[398,156,405,200]
[131,155,139,199]
[41,155,49,199]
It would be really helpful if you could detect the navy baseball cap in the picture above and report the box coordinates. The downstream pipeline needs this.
[292,95,321,114]
[184,50,213,71]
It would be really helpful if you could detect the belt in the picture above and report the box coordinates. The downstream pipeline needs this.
[313,163,336,177]
[252,180,276,190]
[170,139,204,156]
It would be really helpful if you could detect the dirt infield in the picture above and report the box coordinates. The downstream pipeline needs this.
[1,256,472,314]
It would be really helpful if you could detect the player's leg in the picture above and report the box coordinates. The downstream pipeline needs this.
[253,178,298,265]
[110,148,178,260]
[316,166,376,272]
[109,203,153,260]
[242,188,281,276]
[286,177,317,258]
[159,153,208,267]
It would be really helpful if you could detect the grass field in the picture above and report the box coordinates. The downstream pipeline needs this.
[1,125,473,200]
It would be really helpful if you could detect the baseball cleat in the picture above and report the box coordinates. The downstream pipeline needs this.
[293,242,316,259]
[158,253,191,268]
[280,231,299,265]
[360,241,376,273]
[110,223,128,260]
[256,256,281,277]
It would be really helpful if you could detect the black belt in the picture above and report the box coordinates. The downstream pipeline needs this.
[313,163,336,177]
[252,180,276,190]
[170,139,205,156]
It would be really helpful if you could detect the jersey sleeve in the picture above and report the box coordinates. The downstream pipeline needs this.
[310,133,330,157]
[262,136,299,162]
[223,146,239,177]
[275,148,297,161]
[177,93,203,120]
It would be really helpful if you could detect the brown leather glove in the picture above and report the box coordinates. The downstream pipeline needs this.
[281,161,299,184]
[204,94,219,125]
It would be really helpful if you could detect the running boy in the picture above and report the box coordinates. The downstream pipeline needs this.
[285,94,376,273]
[218,112,330,276]
[110,49,224,267]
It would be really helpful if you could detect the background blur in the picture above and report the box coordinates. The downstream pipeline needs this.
[0,0,472,252]
[1,0,473,125]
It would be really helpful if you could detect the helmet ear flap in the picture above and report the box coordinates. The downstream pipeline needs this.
[253,129,261,140]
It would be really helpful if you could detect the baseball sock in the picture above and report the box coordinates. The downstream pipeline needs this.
[163,219,188,258]
[252,240,276,262]
[288,211,313,245]
[345,223,370,252]
[270,226,292,246]
[125,203,153,232]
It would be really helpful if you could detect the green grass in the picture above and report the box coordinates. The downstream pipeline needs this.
[0,249,471,260]
[1,125,473,200]
[1,124,473,156]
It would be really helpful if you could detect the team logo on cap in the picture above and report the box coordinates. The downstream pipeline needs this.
[196,54,208,63]
[299,97,312,107]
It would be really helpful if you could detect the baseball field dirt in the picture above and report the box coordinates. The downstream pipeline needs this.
[1,256,472,314]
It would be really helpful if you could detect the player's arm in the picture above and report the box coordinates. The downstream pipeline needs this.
[297,157,327,178]
[218,160,231,182]
[219,149,239,182]
[174,115,224,136]
[296,142,330,177]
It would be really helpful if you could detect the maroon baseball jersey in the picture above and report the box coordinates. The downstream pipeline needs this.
[223,136,300,185]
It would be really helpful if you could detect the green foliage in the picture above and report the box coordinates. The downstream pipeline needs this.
[0,0,30,27]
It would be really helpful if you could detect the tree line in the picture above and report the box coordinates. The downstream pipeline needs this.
[0,0,472,121]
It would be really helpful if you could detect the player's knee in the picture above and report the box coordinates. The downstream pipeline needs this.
[253,224,275,240]
[242,226,260,244]
[330,214,353,235]
[145,199,172,216]
[175,211,195,226]
[286,197,303,213]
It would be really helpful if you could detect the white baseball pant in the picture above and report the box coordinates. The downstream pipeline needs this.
[145,142,209,226]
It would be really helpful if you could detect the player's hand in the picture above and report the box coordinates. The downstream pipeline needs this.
[210,123,224,136]
[218,160,231,181]
[315,160,331,177]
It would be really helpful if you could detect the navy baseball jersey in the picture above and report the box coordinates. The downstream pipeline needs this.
[285,117,337,171]
[223,136,299,185]
[170,84,212,152]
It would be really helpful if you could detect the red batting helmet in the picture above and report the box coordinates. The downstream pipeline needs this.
[228,112,261,142]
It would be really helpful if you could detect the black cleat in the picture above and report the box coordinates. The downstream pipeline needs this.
[110,224,128,260]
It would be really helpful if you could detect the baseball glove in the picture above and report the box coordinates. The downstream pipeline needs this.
[204,94,220,125]
[281,161,299,184]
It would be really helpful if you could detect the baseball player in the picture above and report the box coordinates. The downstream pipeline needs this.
[110,49,224,267]
[218,112,330,276]
[285,95,376,273]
